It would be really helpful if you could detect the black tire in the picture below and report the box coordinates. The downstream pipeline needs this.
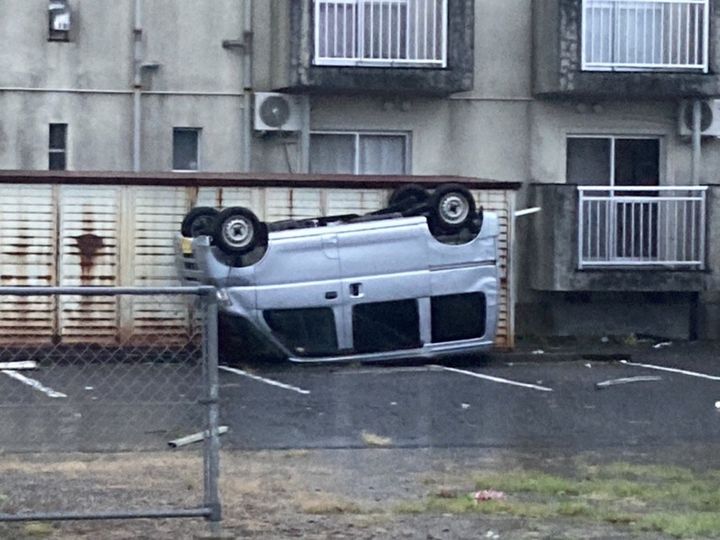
[388,184,430,207]
[213,206,266,256]
[181,207,219,238]
[429,183,476,234]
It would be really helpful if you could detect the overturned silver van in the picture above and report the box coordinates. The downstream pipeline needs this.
[176,184,500,363]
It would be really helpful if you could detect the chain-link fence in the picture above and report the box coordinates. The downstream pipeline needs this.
[0,286,221,526]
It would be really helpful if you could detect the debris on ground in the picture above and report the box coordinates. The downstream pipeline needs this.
[531,350,544,355]
[600,336,609,343]
[361,431,392,447]
[595,376,662,389]
[584,363,592,368]
[653,341,672,349]
[715,401,720,410]
[473,490,506,502]
[168,426,229,448]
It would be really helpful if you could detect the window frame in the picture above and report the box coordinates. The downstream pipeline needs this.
[48,123,68,171]
[172,127,202,172]
[309,130,411,174]
[566,134,665,187]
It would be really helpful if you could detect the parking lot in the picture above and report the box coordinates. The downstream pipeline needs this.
[2,341,719,453]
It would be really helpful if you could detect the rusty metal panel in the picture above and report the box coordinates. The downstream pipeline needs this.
[0,185,57,344]
[57,186,121,343]
[129,187,194,340]
[326,189,388,215]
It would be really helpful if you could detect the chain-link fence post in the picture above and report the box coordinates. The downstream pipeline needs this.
[202,289,222,533]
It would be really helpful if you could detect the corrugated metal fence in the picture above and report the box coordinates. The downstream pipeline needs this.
[0,180,515,349]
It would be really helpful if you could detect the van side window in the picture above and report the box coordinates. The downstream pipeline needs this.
[352,300,420,353]
[431,293,487,342]
[263,308,338,356]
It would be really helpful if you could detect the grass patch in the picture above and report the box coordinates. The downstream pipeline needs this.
[394,462,720,538]
[23,523,55,537]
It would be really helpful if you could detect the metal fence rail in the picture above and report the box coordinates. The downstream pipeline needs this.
[0,286,221,529]
[578,186,707,268]
[314,0,448,67]
[582,0,709,71]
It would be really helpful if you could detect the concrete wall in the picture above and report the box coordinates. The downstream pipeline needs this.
[0,0,247,172]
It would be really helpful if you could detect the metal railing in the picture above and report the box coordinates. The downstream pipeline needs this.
[578,186,707,268]
[581,0,709,72]
[314,0,447,67]
[0,286,222,532]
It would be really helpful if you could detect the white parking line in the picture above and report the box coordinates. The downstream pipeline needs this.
[620,360,720,381]
[1,370,67,398]
[430,365,554,392]
[219,366,311,395]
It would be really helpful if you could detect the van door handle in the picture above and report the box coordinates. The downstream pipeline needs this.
[349,283,363,297]
[325,291,338,300]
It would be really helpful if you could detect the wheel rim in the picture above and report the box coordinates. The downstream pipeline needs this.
[438,193,470,225]
[222,216,254,248]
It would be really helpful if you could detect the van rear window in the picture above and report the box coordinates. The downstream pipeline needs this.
[431,293,486,342]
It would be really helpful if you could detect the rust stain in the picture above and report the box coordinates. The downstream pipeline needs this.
[75,233,104,282]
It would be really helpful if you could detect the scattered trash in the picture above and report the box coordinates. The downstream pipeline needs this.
[585,363,592,368]
[531,349,545,355]
[653,341,672,349]
[84,386,94,391]
[361,431,392,447]
[474,490,506,502]
[461,403,470,410]
[715,401,720,410]
[596,375,662,389]
[390,401,398,406]
[168,426,229,448]
[0,361,37,370]
[600,336,609,343]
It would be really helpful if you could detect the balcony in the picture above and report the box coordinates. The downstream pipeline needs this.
[582,0,709,72]
[578,186,707,268]
[266,0,474,96]
[526,184,718,293]
[532,0,720,98]
[314,0,447,68]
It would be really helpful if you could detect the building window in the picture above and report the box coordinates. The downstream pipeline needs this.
[48,123,67,171]
[567,136,660,187]
[173,128,200,171]
[314,0,447,67]
[581,0,708,72]
[48,0,71,42]
[310,132,409,174]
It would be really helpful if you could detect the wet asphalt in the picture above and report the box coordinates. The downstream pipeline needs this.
[1,342,719,453]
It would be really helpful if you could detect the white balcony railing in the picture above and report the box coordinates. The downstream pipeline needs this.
[582,0,709,72]
[314,0,447,67]
[578,186,707,268]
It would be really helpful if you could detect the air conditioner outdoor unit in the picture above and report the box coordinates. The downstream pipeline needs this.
[254,92,304,132]
[678,99,720,137]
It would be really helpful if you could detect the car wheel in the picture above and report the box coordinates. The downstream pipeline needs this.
[213,206,266,256]
[429,183,476,234]
[388,184,430,207]
[181,207,219,238]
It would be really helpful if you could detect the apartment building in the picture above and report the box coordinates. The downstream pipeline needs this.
[1,0,719,340]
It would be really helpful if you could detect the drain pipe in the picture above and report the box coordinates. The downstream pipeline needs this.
[242,0,253,172]
[132,0,143,172]
[691,99,702,184]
